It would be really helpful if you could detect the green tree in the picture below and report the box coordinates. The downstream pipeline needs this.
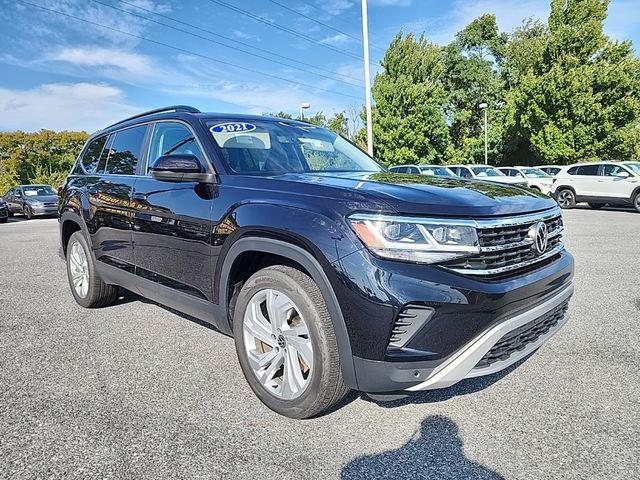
[504,0,640,164]
[442,14,508,164]
[371,32,450,165]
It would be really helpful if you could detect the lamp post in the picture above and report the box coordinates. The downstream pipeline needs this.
[479,102,488,165]
[299,102,310,121]
[361,0,373,156]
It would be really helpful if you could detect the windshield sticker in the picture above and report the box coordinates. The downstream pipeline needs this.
[210,122,256,134]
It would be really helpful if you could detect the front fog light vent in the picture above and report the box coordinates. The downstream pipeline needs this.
[388,305,434,350]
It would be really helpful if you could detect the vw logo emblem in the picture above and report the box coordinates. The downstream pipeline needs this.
[529,222,549,255]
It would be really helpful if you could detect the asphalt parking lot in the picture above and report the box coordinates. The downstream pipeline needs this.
[1,208,638,480]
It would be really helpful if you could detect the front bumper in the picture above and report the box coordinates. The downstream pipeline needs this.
[350,283,573,393]
[407,283,572,390]
[30,205,58,216]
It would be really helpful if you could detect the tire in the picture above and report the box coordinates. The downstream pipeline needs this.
[66,231,119,308]
[556,189,576,209]
[588,203,605,209]
[233,265,349,419]
[0,217,7,223]
[24,205,33,220]
[634,192,640,213]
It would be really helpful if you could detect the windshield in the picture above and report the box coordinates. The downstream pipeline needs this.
[471,166,505,177]
[22,186,56,196]
[623,162,640,175]
[206,119,382,174]
[419,166,456,177]
[521,168,551,178]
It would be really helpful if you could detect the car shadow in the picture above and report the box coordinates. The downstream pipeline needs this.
[341,415,505,479]
[574,204,637,214]
[113,288,223,334]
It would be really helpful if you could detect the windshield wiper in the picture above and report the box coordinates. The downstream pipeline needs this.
[164,136,194,155]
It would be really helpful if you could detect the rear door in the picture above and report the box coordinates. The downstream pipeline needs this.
[88,124,148,273]
[131,120,216,302]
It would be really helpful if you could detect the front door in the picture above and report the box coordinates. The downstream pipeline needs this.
[599,164,638,199]
[131,121,216,301]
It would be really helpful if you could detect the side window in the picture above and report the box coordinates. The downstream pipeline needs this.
[410,167,420,174]
[395,166,408,173]
[461,168,472,178]
[602,165,626,176]
[80,136,107,173]
[147,122,204,172]
[104,125,148,175]
[567,166,578,175]
[576,164,599,176]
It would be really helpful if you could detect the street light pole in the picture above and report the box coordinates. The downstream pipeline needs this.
[479,102,488,165]
[299,102,310,121]
[361,0,374,156]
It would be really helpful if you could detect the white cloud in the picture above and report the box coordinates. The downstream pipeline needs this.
[320,33,351,45]
[232,30,260,41]
[0,83,139,132]
[47,47,155,76]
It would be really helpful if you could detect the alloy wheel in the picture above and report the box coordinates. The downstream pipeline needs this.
[69,241,89,298]
[557,191,574,208]
[242,288,314,400]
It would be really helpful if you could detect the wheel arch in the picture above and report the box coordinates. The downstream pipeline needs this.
[218,236,358,388]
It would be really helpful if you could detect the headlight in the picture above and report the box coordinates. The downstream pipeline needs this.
[348,214,479,264]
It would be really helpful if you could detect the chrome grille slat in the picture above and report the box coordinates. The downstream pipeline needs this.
[444,208,564,276]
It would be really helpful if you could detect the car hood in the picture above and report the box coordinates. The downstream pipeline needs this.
[26,195,58,203]
[273,172,556,217]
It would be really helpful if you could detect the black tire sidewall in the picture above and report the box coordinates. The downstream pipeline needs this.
[233,268,336,419]
[24,206,33,219]
[66,232,98,308]
[558,189,575,208]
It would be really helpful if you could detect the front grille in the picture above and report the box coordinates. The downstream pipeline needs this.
[44,202,57,207]
[445,209,564,276]
[475,299,569,368]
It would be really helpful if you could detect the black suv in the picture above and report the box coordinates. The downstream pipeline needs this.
[59,106,574,418]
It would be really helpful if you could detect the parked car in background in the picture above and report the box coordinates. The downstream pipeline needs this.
[497,166,554,194]
[58,105,574,419]
[0,198,8,223]
[3,185,59,219]
[537,166,565,177]
[449,165,528,187]
[550,161,640,212]
[389,164,457,178]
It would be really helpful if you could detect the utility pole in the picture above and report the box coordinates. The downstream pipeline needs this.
[361,0,374,156]
[479,102,488,165]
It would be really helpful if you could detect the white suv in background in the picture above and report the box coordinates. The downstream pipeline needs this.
[497,166,554,194]
[550,161,640,212]
[448,165,528,187]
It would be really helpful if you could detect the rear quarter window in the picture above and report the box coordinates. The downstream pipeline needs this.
[80,136,107,173]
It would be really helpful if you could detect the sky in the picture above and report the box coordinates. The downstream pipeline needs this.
[0,0,639,132]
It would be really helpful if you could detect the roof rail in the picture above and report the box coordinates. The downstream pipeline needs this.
[105,105,201,129]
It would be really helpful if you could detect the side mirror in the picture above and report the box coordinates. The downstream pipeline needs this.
[149,154,216,183]
[616,170,630,178]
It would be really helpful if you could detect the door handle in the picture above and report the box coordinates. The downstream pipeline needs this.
[132,193,147,201]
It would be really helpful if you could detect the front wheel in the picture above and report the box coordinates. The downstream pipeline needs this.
[66,231,119,308]
[634,192,640,213]
[233,265,349,419]
[556,189,576,209]
[24,205,33,220]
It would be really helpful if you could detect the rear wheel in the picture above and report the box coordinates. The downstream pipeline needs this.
[588,202,605,209]
[556,189,576,209]
[233,265,349,419]
[66,231,118,308]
